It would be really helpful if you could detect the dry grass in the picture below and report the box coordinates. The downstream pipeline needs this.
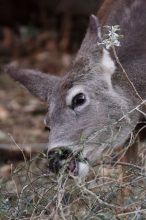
[0,141,146,220]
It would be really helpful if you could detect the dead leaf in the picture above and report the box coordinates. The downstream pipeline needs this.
[0,105,9,120]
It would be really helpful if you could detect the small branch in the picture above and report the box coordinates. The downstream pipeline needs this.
[92,160,142,171]
[117,208,146,218]
[76,182,121,209]
[112,46,145,104]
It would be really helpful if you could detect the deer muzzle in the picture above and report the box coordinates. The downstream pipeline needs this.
[47,147,89,177]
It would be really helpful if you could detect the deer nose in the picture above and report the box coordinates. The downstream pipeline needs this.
[47,148,75,174]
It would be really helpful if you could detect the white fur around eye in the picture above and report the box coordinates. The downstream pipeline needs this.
[66,85,85,107]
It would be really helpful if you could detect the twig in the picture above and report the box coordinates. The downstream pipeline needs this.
[76,182,121,209]
[92,161,142,171]
[117,208,146,218]
[112,46,145,105]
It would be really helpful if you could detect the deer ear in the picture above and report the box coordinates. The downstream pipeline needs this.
[76,15,102,59]
[4,64,60,102]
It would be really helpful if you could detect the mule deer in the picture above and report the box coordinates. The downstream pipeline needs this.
[4,0,146,176]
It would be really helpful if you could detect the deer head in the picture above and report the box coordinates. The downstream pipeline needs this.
[4,15,140,177]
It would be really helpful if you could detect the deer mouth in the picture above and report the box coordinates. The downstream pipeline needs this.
[47,148,89,177]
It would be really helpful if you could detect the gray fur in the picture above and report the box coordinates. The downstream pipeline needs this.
[4,64,60,102]
[4,0,146,166]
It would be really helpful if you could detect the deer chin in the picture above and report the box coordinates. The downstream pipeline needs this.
[75,161,89,178]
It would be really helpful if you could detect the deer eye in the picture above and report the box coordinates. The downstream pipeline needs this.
[71,93,86,110]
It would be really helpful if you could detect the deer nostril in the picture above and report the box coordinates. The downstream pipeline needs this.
[47,148,73,173]
[44,117,51,131]
[47,148,72,159]
[44,126,51,132]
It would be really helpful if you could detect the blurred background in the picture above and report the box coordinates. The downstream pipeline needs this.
[0,0,102,145]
